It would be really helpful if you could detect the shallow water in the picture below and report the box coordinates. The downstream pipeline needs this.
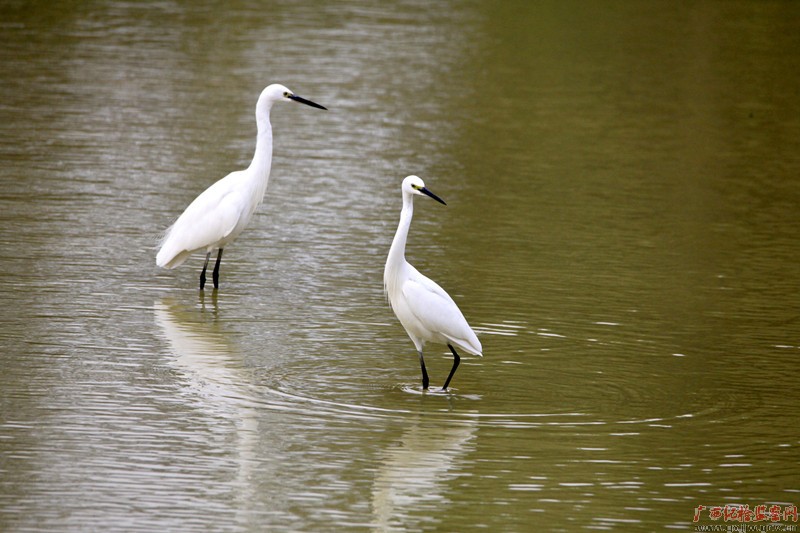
[1,1,799,531]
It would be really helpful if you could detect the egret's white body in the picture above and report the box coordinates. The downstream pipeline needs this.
[156,83,326,289]
[384,176,482,390]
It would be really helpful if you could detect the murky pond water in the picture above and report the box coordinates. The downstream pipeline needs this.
[1,1,799,531]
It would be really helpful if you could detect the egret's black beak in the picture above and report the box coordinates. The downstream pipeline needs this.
[288,94,327,110]
[420,187,446,206]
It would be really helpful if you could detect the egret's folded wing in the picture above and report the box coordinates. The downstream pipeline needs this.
[402,276,482,355]
[157,178,242,267]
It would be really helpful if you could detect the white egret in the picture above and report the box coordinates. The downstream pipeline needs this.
[384,175,482,391]
[156,83,326,290]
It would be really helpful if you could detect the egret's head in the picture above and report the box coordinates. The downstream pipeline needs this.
[402,175,446,205]
[259,83,327,110]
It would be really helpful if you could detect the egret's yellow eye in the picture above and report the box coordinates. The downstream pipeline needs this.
[283,91,290,98]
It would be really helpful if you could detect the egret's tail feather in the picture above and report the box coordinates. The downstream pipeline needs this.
[156,227,193,269]
[156,246,192,269]
[447,331,482,357]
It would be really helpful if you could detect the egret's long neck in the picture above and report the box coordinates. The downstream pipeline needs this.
[385,192,414,291]
[248,107,274,200]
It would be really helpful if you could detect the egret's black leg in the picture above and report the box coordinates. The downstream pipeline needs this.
[212,248,223,289]
[418,351,430,390]
[442,344,461,390]
[200,252,211,290]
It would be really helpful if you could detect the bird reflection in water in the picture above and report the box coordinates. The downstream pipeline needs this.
[372,416,477,530]
[153,297,262,527]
